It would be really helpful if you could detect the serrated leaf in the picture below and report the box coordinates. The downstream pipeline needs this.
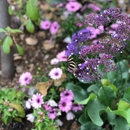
[9,102,25,117]
[16,44,24,55]
[26,19,35,33]
[2,36,13,54]
[87,98,106,126]
[26,0,39,21]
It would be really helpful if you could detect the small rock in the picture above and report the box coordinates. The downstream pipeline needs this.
[42,40,55,50]
[37,31,46,38]
[16,66,23,73]
[25,37,38,45]
[20,34,25,40]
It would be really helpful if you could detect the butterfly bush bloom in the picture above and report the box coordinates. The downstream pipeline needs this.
[60,89,74,101]
[59,99,72,113]
[31,93,44,109]
[19,72,32,86]
[50,21,60,35]
[66,2,81,12]
[56,50,67,62]
[49,68,63,80]
[40,20,51,30]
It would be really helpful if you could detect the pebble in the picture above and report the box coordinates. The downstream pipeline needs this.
[25,37,38,45]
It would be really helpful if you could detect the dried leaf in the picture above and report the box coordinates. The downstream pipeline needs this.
[35,80,53,96]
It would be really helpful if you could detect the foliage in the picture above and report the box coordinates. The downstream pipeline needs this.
[0,88,26,124]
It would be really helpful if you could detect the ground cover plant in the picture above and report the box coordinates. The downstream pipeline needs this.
[1,0,130,130]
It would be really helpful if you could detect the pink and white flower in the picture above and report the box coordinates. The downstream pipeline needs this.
[50,21,60,35]
[19,72,32,86]
[50,58,59,65]
[49,68,63,80]
[31,93,44,109]
[66,2,81,12]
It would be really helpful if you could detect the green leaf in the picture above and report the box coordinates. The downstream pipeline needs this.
[66,83,87,102]
[2,36,13,54]
[123,88,130,104]
[76,93,96,105]
[87,84,101,94]
[113,118,130,130]
[79,114,88,125]
[98,86,116,106]
[8,5,13,15]
[0,28,5,33]
[118,100,130,111]
[16,44,24,55]
[106,107,130,124]
[9,102,25,117]
[116,60,129,80]
[26,0,39,21]
[101,79,111,86]
[6,26,23,33]
[80,122,102,130]
[26,19,35,33]
[86,98,106,126]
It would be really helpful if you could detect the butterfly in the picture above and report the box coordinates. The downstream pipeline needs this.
[67,55,77,73]
[35,80,53,97]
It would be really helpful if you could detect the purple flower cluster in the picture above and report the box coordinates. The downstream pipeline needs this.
[65,7,130,83]
[66,28,92,56]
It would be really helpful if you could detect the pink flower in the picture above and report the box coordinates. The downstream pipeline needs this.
[88,3,101,12]
[56,50,67,62]
[59,99,72,113]
[60,89,74,101]
[31,93,44,109]
[66,2,81,12]
[40,20,51,30]
[50,58,59,65]
[19,72,32,86]
[50,21,60,35]
[72,104,83,112]
[48,108,57,119]
[76,22,83,27]
[43,104,52,111]
[48,68,62,80]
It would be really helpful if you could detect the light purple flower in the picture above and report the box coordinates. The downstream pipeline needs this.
[59,99,72,113]
[31,93,44,109]
[60,89,74,101]
[50,58,59,65]
[72,104,83,112]
[48,68,63,80]
[26,113,35,123]
[88,3,101,12]
[66,112,75,120]
[56,50,67,62]
[63,37,71,43]
[48,108,57,119]
[40,20,51,30]
[47,100,58,107]
[24,99,31,109]
[55,119,63,126]
[19,72,32,86]
[66,2,81,12]
[50,21,60,35]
